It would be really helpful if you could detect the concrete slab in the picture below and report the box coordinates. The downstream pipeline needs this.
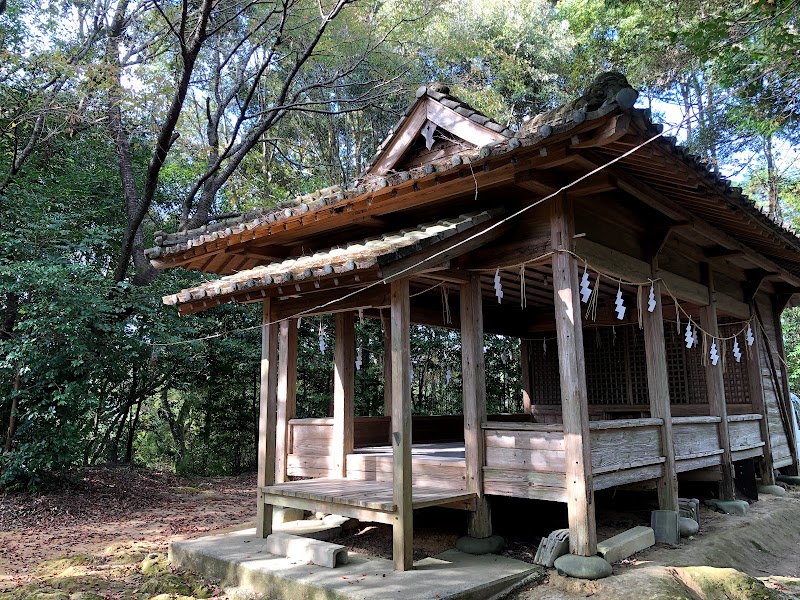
[170,528,540,600]
[597,526,655,564]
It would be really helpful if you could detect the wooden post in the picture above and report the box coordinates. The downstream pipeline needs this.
[257,298,279,537]
[383,315,393,417]
[391,279,413,571]
[461,273,492,538]
[550,195,596,556]
[700,264,736,500]
[746,303,776,485]
[333,312,355,479]
[641,278,679,512]
[276,319,298,483]
[520,340,532,415]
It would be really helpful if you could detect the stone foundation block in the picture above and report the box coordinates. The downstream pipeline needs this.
[597,526,655,564]
[265,532,348,568]
[679,517,699,538]
[553,554,612,580]
[455,535,504,555]
[704,499,749,516]
[776,475,800,486]
[650,510,680,544]
[759,484,788,497]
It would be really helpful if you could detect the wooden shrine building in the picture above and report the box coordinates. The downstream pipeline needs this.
[150,73,800,571]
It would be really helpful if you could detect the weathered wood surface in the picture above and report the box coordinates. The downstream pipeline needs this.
[589,423,663,474]
[347,454,467,492]
[593,463,665,491]
[262,478,476,514]
[728,415,764,451]
[746,305,775,483]
[333,312,355,478]
[482,467,568,502]
[756,293,794,468]
[701,265,735,500]
[642,277,679,512]
[275,319,298,483]
[551,195,596,556]
[256,299,279,538]
[461,272,492,538]
[672,419,722,459]
[390,279,413,571]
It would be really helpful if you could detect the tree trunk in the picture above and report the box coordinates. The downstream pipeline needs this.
[124,395,144,463]
[3,370,20,453]
[765,136,780,219]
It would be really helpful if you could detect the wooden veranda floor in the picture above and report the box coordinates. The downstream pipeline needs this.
[261,478,477,525]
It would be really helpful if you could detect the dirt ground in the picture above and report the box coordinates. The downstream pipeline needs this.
[0,467,257,598]
[3,467,800,599]
[513,489,800,600]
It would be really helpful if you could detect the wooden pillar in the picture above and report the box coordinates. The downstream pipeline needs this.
[461,273,492,538]
[550,195,596,556]
[256,298,279,537]
[276,319,298,483]
[641,278,679,512]
[746,303,776,485]
[383,315,393,417]
[391,279,413,571]
[333,312,355,479]
[700,264,736,500]
[520,340,532,415]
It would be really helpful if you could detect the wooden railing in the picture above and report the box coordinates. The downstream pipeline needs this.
[728,414,765,461]
[589,418,665,490]
[287,418,334,478]
[482,422,568,502]
[671,416,723,472]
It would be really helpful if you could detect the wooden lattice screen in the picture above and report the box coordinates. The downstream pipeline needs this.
[530,323,649,406]
[664,323,708,404]
[719,322,753,405]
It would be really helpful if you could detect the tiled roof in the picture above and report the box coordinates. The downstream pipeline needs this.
[162,211,493,307]
[147,72,800,272]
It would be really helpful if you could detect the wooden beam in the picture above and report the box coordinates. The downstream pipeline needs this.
[520,340,532,415]
[383,315,392,417]
[605,165,800,288]
[256,299,279,537]
[570,114,632,148]
[333,312,355,479]
[270,284,390,321]
[700,264,736,500]
[641,273,679,512]
[575,238,751,318]
[461,273,492,539]
[391,279,413,571]
[275,319,298,483]
[551,195,597,556]
[746,303,776,485]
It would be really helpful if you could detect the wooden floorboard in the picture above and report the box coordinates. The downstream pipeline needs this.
[261,478,476,513]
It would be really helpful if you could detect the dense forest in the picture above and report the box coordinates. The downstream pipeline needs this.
[0,0,798,489]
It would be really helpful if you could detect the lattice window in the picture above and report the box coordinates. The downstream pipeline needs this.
[529,337,561,405]
[719,322,753,405]
[664,322,690,404]
[585,327,630,404]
